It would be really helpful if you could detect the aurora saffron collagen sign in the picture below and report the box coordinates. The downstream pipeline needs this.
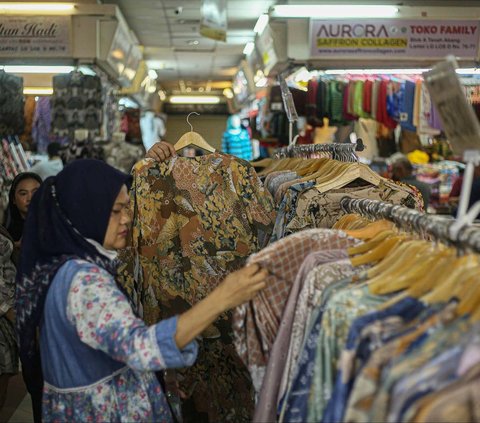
[0,15,71,57]
[310,19,480,59]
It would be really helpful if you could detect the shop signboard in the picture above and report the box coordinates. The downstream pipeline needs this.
[310,19,480,59]
[0,15,71,57]
[200,0,227,42]
[256,25,278,75]
[107,22,132,78]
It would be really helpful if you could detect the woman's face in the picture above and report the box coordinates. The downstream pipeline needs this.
[103,185,131,250]
[14,178,41,218]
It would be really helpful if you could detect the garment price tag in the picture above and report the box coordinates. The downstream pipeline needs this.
[424,57,480,155]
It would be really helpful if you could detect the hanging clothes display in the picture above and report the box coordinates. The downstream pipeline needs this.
[20,96,36,151]
[103,137,145,173]
[51,71,103,143]
[118,153,276,422]
[0,71,24,136]
[32,97,53,154]
[232,194,480,423]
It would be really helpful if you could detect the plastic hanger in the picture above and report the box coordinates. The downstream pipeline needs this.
[174,112,215,153]
[348,229,396,255]
[351,235,406,267]
[344,220,395,240]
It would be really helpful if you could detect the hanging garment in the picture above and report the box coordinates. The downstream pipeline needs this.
[272,180,423,242]
[233,229,357,394]
[20,96,36,150]
[103,140,145,173]
[52,72,103,143]
[118,153,276,422]
[0,71,24,136]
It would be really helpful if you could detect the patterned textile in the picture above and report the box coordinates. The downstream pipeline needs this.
[41,259,197,423]
[0,229,18,376]
[52,72,103,143]
[0,71,24,136]
[307,283,388,422]
[0,230,16,315]
[233,229,355,393]
[32,97,53,154]
[118,153,276,422]
[254,249,359,423]
[344,302,459,423]
[283,180,424,235]
[104,140,145,174]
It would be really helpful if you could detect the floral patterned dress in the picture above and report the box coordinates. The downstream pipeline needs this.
[41,259,198,423]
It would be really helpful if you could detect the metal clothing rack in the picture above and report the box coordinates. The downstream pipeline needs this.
[274,139,365,162]
[340,197,480,253]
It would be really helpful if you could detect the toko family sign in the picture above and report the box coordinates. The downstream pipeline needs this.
[310,19,480,59]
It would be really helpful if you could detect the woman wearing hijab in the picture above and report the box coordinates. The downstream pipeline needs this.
[4,172,42,244]
[15,159,267,422]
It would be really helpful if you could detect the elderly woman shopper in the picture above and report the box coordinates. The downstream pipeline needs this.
[15,159,267,422]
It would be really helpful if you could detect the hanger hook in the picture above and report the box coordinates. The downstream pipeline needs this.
[186,112,200,132]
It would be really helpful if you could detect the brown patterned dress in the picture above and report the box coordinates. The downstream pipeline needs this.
[118,153,276,422]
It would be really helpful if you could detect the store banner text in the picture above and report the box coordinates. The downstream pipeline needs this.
[310,19,480,59]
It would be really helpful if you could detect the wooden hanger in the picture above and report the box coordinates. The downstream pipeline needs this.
[348,229,396,255]
[315,162,382,193]
[351,235,406,267]
[174,112,215,153]
[344,220,395,240]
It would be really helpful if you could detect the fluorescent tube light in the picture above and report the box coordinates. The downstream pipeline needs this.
[254,14,269,34]
[243,42,255,56]
[2,65,74,74]
[169,96,221,104]
[270,5,399,18]
[24,87,53,95]
[0,2,75,12]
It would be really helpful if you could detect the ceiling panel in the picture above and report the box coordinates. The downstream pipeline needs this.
[102,0,269,93]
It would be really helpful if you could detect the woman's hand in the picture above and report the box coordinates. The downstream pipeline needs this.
[174,264,268,349]
[146,141,177,162]
[213,264,268,311]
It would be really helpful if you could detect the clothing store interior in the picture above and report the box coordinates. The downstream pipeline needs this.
[3,0,480,422]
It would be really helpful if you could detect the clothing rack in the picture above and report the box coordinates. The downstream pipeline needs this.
[274,139,364,161]
[340,197,480,253]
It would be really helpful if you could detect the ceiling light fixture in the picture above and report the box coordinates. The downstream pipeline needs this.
[0,2,75,12]
[223,88,234,99]
[1,65,75,74]
[187,40,200,45]
[254,14,269,34]
[243,42,255,56]
[169,96,221,104]
[148,69,158,79]
[23,87,53,95]
[270,4,399,18]
[158,90,167,101]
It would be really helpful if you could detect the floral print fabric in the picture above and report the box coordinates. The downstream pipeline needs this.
[118,153,276,422]
[42,260,198,423]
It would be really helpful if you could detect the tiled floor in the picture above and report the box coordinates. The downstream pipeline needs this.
[0,373,33,423]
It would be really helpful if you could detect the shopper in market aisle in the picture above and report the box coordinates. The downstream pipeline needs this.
[15,159,268,422]
[3,172,42,246]
[29,142,64,181]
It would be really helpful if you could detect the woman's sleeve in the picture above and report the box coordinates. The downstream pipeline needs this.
[66,265,198,372]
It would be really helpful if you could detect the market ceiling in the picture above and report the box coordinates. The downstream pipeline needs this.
[100,0,480,94]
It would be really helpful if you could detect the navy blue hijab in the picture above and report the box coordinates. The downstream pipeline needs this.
[16,159,132,369]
